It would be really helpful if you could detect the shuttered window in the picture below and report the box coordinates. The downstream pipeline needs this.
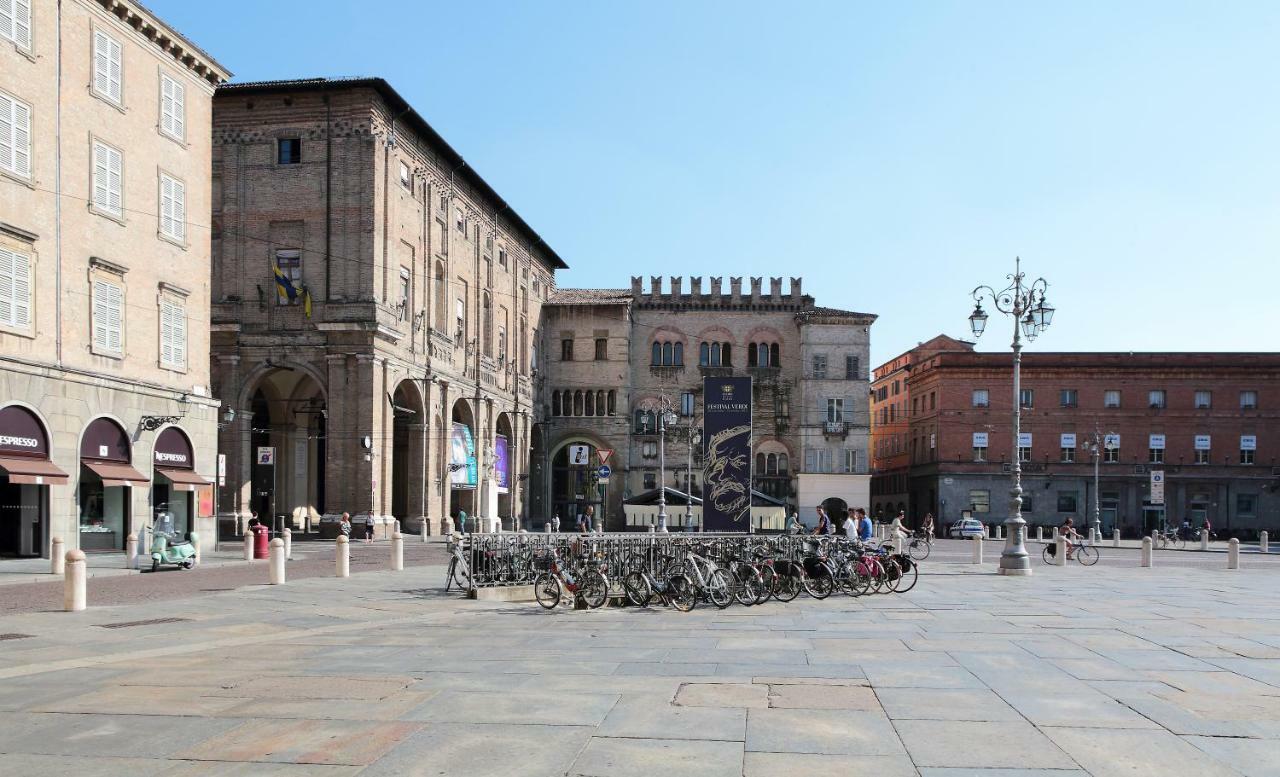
[160,73,184,139]
[92,141,122,216]
[92,280,123,354]
[0,91,31,178]
[159,172,185,241]
[159,299,185,368]
[92,30,123,104]
[0,246,31,329]
[0,0,32,49]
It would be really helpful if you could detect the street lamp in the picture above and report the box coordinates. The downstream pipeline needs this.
[639,397,678,532]
[969,256,1054,576]
[685,420,702,533]
[1083,428,1116,538]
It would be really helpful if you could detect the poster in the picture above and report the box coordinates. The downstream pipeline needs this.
[702,376,752,531]
[494,434,510,493]
[450,423,477,488]
[198,486,214,517]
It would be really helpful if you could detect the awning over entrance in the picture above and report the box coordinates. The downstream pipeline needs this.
[0,456,69,485]
[82,460,149,487]
[154,466,210,492]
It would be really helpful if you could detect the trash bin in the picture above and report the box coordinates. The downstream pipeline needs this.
[253,524,270,559]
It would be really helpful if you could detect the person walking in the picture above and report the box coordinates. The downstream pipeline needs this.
[363,512,375,544]
[456,509,467,535]
[584,505,596,533]
[843,508,858,539]
[551,513,561,533]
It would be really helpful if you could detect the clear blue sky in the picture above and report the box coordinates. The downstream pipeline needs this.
[155,0,1280,365]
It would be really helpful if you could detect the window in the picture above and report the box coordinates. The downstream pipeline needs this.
[642,442,657,459]
[1,0,31,48]
[1194,434,1211,464]
[1018,445,1032,463]
[1104,390,1121,408]
[1241,390,1258,410]
[812,354,827,379]
[1057,493,1078,513]
[1060,389,1078,408]
[158,172,185,242]
[91,140,123,217]
[398,161,412,190]
[277,138,301,165]
[1104,446,1119,463]
[635,410,655,434]
[0,91,31,178]
[827,398,844,423]
[651,340,682,366]
[643,472,656,490]
[969,490,990,513]
[561,337,573,361]
[594,337,607,361]
[1019,388,1034,408]
[91,278,123,354]
[972,430,987,461]
[498,248,507,269]
[845,355,860,380]
[805,448,830,473]
[397,267,410,317]
[92,30,123,105]
[454,297,465,341]
[930,392,936,411]
[159,298,185,369]
[1148,434,1165,464]
[455,208,466,234]
[1237,494,1257,516]
[0,246,31,329]
[1194,390,1212,410]
[843,449,860,473]
[1061,446,1075,463]
[274,250,301,305]
[681,391,695,417]
[159,73,185,140]
[972,389,989,408]
[1195,448,1210,465]
[1148,389,1166,409]
[1240,435,1256,465]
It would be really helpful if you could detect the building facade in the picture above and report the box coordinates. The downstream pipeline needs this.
[873,345,1280,537]
[0,0,228,559]
[210,78,563,536]
[536,276,875,531]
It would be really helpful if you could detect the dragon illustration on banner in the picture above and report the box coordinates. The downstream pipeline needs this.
[705,423,751,525]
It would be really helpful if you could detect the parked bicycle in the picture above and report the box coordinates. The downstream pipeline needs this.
[533,545,609,609]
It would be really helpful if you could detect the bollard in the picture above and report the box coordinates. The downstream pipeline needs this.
[545,523,551,534]
[269,538,286,584]
[1036,526,1043,542]
[1262,531,1269,554]
[1228,538,1240,569]
[1054,535,1067,567]
[125,533,137,569]
[1200,529,1209,551]
[394,519,401,536]
[51,536,65,575]
[1112,529,1120,548]
[335,534,350,577]
[243,531,253,561]
[1052,526,1059,541]
[391,532,404,571]
[1141,537,1153,567]
[283,528,292,560]
[1090,528,1099,544]
[971,534,983,564]
[64,549,86,611]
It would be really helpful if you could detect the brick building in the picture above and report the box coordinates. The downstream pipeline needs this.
[210,77,562,536]
[872,344,1280,537]
[536,276,876,530]
[0,0,228,559]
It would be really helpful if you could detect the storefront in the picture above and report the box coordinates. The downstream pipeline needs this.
[0,405,68,558]
[79,417,148,552]
[152,427,209,537]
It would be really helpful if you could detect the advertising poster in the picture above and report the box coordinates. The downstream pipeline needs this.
[495,434,510,493]
[702,376,752,531]
[450,423,477,488]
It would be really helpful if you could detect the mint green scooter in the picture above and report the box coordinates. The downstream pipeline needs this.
[149,511,197,572]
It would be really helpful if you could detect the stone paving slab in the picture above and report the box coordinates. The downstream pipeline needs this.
[570,737,745,777]
[744,752,918,777]
[745,708,904,756]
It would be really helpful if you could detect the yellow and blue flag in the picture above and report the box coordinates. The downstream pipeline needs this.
[273,260,298,304]
[303,288,313,319]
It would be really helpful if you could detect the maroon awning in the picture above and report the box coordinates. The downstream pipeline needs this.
[154,466,210,492]
[0,456,69,485]
[82,460,149,487]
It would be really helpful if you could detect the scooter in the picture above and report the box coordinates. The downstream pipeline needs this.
[148,511,196,572]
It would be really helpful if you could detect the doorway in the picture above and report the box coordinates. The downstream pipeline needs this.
[0,481,44,557]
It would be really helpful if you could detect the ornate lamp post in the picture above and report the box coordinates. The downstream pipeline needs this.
[1082,427,1116,537]
[968,256,1055,576]
[685,419,702,533]
[639,397,678,532]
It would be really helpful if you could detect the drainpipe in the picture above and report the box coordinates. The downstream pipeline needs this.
[55,0,63,366]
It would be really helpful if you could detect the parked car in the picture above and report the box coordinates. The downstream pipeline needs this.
[949,518,988,539]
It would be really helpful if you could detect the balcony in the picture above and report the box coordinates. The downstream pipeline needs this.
[648,364,685,380]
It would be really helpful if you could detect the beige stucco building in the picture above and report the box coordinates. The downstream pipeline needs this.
[0,0,229,559]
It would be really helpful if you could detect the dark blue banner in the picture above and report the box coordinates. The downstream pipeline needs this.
[702,376,752,531]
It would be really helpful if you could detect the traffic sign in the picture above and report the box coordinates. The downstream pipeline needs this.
[568,445,590,465]
[597,449,613,465]
[597,465,612,482]
[1150,470,1165,505]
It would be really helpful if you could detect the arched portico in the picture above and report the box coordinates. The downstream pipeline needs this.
[448,398,477,529]
[390,380,427,533]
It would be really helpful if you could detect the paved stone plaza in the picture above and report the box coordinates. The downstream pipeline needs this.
[0,556,1278,776]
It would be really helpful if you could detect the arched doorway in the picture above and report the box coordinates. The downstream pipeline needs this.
[495,413,514,529]
[448,399,477,530]
[390,380,425,533]
[821,497,848,526]
[79,417,147,551]
[551,439,601,531]
[246,367,326,534]
[529,423,547,526]
[0,405,68,557]
[151,426,209,538]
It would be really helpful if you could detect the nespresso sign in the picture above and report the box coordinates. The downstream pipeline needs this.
[153,427,194,469]
[0,406,49,457]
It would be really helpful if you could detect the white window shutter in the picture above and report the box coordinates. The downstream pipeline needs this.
[13,0,30,49]
[93,32,109,96]
[159,302,172,364]
[0,94,11,173]
[107,147,121,214]
[11,248,28,327]
[0,247,13,325]
[93,143,109,210]
[172,303,185,367]
[10,98,27,177]
[171,177,185,239]
[107,283,122,351]
[92,280,109,349]
[171,79,185,138]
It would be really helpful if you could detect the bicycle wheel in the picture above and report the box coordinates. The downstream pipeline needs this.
[452,559,472,590]
[883,559,904,593]
[803,566,834,599]
[733,567,763,607]
[894,556,919,592]
[622,571,652,607]
[534,573,561,609]
[580,570,609,609]
[756,565,777,604]
[909,538,931,561]
[1076,545,1099,566]
[667,574,697,612]
[847,565,873,597]
[705,568,734,609]
[1042,544,1054,565]
[773,572,802,602]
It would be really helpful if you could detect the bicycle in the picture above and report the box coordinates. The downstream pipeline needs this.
[1156,530,1185,550]
[622,567,697,612]
[533,547,609,609]
[445,536,472,592]
[907,530,933,561]
[1042,535,1099,566]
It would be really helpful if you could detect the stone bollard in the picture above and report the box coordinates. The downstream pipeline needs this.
[394,519,401,536]
[1112,529,1120,548]
[1141,537,1153,567]
[336,535,350,577]
[545,523,551,534]
[1052,526,1059,541]
[971,534,983,564]
[1036,526,1043,542]
[1090,528,1099,544]
[51,536,65,575]
[243,531,253,561]
[1055,535,1067,567]
[64,549,86,612]
[1228,538,1240,569]
[1262,531,1269,554]
[283,528,292,560]
[125,533,137,569]
[391,532,404,571]
[1201,529,1209,551]
[269,538,286,585]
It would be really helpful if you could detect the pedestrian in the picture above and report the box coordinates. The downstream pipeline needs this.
[339,512,352,538]
[788,512,803,535]
[364,511,375,544]
[811,506,829,535]
[551,513,561,532]
[857,508,874,543]
[456,509,467,535]
[576,510,587,534]
[584,505,596,533]
[843,508,858,539]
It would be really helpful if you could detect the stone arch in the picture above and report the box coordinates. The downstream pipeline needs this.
[495,412,515,528]
[448,398,477,525]
[237,364,328,529]
[390,379,426,533]
[549,430,612,530]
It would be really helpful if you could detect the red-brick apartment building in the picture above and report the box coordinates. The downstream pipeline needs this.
[872,343,1280,538]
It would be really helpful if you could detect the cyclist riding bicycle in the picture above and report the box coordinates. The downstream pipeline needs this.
[1060,516,1080,560]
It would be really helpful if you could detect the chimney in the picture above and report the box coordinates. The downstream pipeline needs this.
[650,276,662,296]
[690,277,702,296]
[670,276,682,297]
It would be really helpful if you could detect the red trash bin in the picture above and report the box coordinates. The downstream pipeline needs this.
[253,524,270,559]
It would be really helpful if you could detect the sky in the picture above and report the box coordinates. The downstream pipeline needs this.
[153,0,1280,365]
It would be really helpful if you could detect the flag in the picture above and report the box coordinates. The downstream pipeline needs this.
[273,260,298,304]
[303,288,313,319]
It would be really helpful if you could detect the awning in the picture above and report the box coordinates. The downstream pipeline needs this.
[0,456,69,485]
[82,460,149,487]
[154,466,211,492]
